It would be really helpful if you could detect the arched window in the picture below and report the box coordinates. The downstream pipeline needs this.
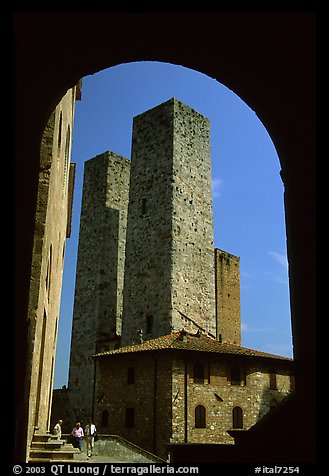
[193,362,204,384]
[232,406,243,428]
[195,405,206,428]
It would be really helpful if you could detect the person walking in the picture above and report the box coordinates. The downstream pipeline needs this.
[85,418,97,457]
[71,422,84,451]
[53,419,63,439]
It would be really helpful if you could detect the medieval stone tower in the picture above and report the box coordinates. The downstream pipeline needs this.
[65,98,241,422]
[68,151,130,419]
[214,249,241,345]
[121,98,216,345]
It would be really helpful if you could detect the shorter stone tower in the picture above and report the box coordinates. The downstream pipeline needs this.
[214,248,241,345]
[68,151,130,420]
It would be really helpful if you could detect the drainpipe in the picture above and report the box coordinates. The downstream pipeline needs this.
[184,359,188,443]
[214,249,219,340]
[150,353,157,454]
[91,349,97,422]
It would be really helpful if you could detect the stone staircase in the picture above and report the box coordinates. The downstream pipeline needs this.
[28,432,88,462]
[29,432,165,463]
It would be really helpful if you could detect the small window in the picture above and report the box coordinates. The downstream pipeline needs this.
[101,410,109,427]
[146,315,154,334]
[195,405,206,428]
[98,344,109,353]
[127,367,135,385]
[232,406,243,429]
[230,365,242,386]
[141,198,147,215]
[125,408,135,428]
[269,370,277,390]
[193,362,204,384]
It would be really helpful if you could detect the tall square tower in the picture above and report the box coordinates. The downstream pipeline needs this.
[68,151,130,418]
[121,98,216,345]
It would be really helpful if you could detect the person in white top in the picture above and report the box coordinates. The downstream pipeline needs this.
[53,419,63,439]
[85,418,97,457]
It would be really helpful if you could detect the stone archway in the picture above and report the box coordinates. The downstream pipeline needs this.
[14,12,316,462]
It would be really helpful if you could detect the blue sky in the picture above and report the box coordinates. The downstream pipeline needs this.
[54,61,292,388]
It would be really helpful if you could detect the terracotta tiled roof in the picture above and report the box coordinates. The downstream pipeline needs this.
[94,331,293,362]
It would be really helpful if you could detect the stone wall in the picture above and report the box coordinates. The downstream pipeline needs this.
[94,350,293,460]
[25,84,80,460]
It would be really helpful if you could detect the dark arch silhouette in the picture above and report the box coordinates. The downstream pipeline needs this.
[14,12,316,463]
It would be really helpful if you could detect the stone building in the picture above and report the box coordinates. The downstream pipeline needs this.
[94,332,294,460]
[23,82,81,461]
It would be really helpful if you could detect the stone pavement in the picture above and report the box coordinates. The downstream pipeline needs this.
[78,453,127,463]
[76,452,165,464]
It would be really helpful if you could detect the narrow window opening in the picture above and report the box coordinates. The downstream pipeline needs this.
[194,362,205,384]
[127,367,135,384]
[141,198,147,215]
[146,315,154,334]
[230,365,241,386]
[269,369,277,390]
[195,405,206,428]
[101,410,109,427]
[125,408,135,428]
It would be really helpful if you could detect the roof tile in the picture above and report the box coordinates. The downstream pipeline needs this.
[94,331,293,362]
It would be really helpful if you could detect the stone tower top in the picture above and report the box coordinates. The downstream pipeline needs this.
[121,98,216,345]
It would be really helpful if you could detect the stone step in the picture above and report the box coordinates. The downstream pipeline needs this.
[31,440,65,450]
[29,431,82,463]
[29,448,78,461]
[31,434,52,443]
